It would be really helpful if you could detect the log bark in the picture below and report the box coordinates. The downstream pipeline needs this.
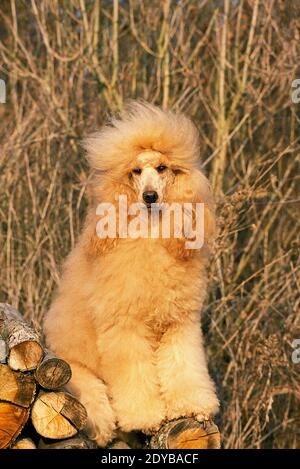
[31,391,88,440]
[35,350,72,390]
[0,303,43,371]
[0,364,36,407]
[12,437,37,449]
[38,433,97,449]
[0,338,7,363]
[150,418,221,449]
[0,402,30,449]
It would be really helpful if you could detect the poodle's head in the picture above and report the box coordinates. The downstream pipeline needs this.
[84,101,214,211]
[127,149,176,206]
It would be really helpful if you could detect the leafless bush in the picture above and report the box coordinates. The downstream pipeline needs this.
[0,0,299,448]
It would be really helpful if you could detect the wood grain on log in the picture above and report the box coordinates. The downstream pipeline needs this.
[12,437,37,449]
[0,402,30,449]
[0,364,36,407]
[150,418,221,449]
[35,350,72,390]
[31,391,88,440]
[38,433,97,449]
[0,303,43,371]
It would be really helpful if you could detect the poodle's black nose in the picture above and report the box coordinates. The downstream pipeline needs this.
[143,191,158,204]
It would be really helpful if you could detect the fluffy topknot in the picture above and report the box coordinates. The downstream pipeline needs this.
[83,101,201,174]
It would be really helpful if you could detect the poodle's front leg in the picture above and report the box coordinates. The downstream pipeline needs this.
[66,362,116,447]
[157,320,219,422]
[98,325,166,434]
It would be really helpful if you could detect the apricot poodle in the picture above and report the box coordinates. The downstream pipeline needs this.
[44,101,219,447]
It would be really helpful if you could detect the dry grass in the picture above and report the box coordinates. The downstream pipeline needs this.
[0,0,299,448]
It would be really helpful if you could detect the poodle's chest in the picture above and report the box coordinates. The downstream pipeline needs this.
[93,239,204,327]
[104,239,184,289]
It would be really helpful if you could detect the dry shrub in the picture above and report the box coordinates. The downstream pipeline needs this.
[0,0,299,448]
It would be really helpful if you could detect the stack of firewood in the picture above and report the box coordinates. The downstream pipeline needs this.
[0,303,221,450]
[0,303,96,449]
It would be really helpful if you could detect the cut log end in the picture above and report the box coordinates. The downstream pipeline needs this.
[150,418,221,449]
[12,437,37,449]
[31,391,88,440]
[9,340,44,372]
[0,303,43,371]
[0,402,30,449]
[35,355,72,390]
[0,364,36,407]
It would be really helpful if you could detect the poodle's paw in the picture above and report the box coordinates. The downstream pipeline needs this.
[194,412,212,423]
[118,412,165,435]
[65,363,116,447]
[83,398,116,447]
[117,401,166,435]
[165,390,219,423]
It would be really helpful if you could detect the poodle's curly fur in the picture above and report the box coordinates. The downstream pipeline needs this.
[43,102,219,446]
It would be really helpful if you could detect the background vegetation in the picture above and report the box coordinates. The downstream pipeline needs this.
[0,0,299,448]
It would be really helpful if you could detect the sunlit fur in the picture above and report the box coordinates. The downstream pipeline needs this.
[43,101,219,447]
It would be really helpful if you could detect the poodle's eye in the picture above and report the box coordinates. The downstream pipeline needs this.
[132,168,142,175]
[156,165,167,173]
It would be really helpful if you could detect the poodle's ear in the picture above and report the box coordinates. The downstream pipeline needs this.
[84,229,118,258]
[81,211,119,258]
[168,167,216,248]
[195,171,216,246]
[203,203,216,246]
[83,179,137,258]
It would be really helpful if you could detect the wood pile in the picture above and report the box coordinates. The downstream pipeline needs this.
[0,303,221,450]
[0,303,94,449]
